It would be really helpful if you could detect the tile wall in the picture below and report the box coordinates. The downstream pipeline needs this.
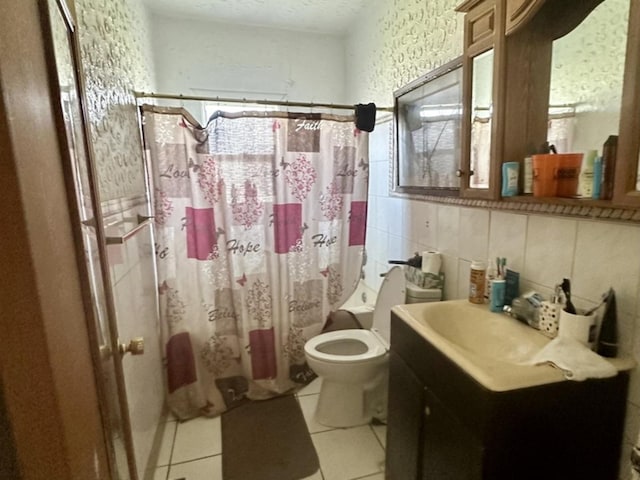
[364,120,640,479]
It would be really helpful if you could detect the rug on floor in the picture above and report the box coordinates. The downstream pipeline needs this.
[221,394,320,480]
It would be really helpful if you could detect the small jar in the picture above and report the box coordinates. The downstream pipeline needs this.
[469,260,486,304]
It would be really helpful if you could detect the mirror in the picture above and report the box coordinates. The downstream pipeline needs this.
[469,49,494,189]
[394,58,463,194]
[548,0,628,156]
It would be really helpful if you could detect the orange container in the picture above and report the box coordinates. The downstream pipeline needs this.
[532,153,583,198]
[555,153,583,197]
[532,154,557,197]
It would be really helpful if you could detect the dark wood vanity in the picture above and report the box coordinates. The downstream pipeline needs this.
[385,311,630,479]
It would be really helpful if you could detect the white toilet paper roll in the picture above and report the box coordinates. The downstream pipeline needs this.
[421,251,442,274]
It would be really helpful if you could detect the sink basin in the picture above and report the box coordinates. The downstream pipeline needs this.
[392,299,632,392]
[416,301,549,364]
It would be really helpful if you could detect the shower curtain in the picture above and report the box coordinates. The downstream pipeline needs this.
[141,106,369,419]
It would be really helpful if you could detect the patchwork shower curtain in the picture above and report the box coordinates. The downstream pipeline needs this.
[142,106,369,419]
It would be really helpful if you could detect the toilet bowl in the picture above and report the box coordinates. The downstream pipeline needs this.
[304,266,440,427]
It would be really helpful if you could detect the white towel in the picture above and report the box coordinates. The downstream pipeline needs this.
[524,336,617,381]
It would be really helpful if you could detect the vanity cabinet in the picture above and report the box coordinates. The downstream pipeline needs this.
[385,312,630,480]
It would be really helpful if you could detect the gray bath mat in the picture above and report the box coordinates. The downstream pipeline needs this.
[221,394,320,480]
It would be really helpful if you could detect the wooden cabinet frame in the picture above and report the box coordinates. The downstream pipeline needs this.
[613,0,640,206]
[458,0,505,200]
[453,0,640,212]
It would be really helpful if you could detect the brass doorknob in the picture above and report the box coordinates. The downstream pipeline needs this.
[118,337,144,356]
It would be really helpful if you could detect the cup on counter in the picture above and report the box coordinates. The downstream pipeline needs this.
[558,309,597,349]
[539,301,561,338]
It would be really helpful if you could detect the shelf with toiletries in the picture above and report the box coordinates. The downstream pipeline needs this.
[455,0,640,209]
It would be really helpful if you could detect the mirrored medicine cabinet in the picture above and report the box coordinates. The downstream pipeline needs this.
[394,0,640,211]
[393,58,463,196]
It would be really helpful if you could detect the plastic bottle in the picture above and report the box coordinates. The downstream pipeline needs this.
[600,135,618,200]
[468,260,486,304]
[484,258,497,302]
[523,156,533,194]
[592,156,602,199]
[501,162,519,196]
[578,150,597,198]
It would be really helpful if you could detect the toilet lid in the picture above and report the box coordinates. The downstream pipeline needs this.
[371,266,406,342]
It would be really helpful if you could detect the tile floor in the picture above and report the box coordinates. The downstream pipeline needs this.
[152,378,387,480]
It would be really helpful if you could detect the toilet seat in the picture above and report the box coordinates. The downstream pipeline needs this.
[371,266,406,343]
[304,329,387,364]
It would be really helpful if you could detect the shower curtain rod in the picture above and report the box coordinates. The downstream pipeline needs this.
[133,91,395,113]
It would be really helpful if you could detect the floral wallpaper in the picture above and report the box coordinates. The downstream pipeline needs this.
[550,0,629,113]
[346,0,464,107]
[347,0,627,117]
[76,0,155,201]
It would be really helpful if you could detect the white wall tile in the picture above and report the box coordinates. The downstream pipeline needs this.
[386,197,405,235]
[616,310,637,359]
[387,234,407,262]
[572,221,640,316]
[628,329,640,407]
[402,200,420,243]
[488,211,527,273]
[371,261,387,291]
[440,254,460,300]
[411,200,438,250]
[437,205,460,256]
[366,195,378,229]
[524,215,577,288]
[457,259,471,300]
[366,227,386,265]
[369,122,391,162]
[152,466,168,480]
[459,208,489,262]
[371,161,389,197]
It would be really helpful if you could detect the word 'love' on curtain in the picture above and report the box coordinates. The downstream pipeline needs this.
[141,106,369,419]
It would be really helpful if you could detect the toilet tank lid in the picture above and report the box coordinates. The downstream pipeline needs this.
[406,283,442,300]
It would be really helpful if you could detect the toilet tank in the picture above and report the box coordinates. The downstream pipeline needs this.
[346,283,442,329]
[405,283,442,304]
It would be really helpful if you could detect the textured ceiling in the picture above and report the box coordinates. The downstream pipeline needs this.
[142,0,369,34]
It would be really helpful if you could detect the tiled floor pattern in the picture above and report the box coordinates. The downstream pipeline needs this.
[152,378,386,480]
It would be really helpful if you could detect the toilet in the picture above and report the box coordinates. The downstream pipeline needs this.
[304,266,441,427]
